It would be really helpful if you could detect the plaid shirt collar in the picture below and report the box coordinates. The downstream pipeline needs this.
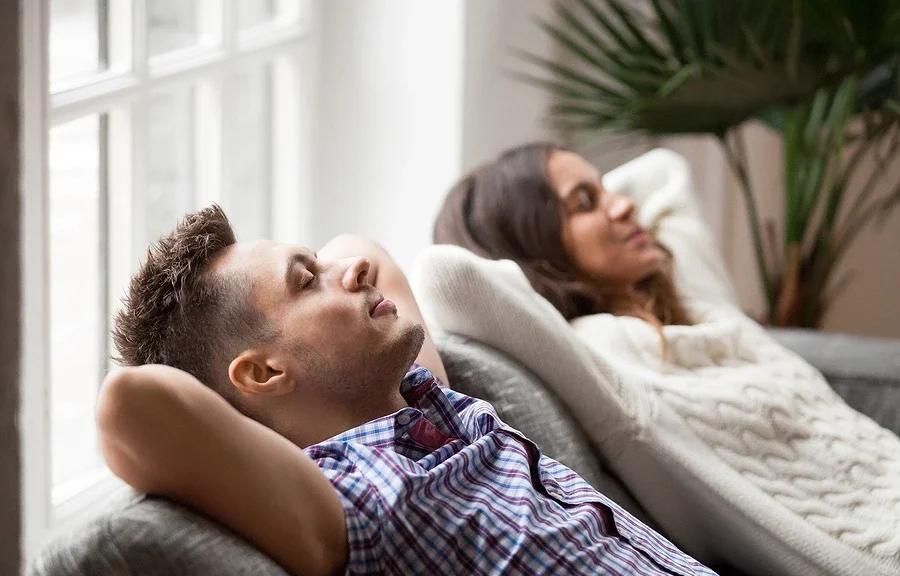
[325,365,468,457]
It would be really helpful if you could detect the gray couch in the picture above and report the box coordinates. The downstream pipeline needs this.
[31,329,900,576]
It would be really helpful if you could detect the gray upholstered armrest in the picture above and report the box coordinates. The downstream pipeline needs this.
[767,328,900,435]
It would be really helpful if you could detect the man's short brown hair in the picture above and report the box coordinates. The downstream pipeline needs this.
[112,205,277,402]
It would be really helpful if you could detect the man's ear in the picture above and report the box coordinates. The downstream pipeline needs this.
[228,350,295,396]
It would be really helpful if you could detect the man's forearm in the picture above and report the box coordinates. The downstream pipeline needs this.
[96,365,347,576]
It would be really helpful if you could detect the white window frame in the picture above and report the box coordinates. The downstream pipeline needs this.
[20,0,319,566]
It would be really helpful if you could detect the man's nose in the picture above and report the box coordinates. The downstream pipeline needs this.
[341,257,371,291]
[608,193,635,221]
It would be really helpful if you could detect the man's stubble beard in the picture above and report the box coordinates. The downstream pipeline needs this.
[320,319,426,413]
[389,320,426,377]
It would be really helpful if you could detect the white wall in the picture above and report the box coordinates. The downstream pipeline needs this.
[312,0,465,272]
[460,0,555,173]
[312,0,554,272]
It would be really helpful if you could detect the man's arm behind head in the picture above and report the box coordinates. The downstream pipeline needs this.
[96,364,348,576]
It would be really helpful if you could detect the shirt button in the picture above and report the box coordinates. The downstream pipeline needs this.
[397,413,412,426]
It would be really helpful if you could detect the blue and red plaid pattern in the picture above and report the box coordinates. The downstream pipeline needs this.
[306,365,717,575]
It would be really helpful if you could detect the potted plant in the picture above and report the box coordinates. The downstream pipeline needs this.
[520,0,900,327]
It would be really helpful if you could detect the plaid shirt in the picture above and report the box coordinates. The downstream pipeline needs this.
[306,365,717,575]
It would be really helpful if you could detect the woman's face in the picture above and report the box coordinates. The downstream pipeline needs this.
[547,150,664,289]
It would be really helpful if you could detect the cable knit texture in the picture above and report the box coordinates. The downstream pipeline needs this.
[412,149,900,576]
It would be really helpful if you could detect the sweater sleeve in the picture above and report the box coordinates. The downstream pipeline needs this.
[602,148,738,310]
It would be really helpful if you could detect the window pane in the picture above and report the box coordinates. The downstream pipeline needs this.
[142,87,196,251]
[50,0,104,84]
[237,0,276,30]
[148,0,198,56]
[49,115,105,493]
[222,66,273,240]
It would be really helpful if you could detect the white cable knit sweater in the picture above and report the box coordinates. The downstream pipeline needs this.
[412,149,900,576]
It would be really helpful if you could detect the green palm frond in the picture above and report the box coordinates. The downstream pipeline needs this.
[522,0,900,136]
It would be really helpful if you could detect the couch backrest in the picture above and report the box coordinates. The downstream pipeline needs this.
[31,495,288,576]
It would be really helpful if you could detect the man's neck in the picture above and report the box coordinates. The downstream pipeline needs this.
[280,387,409,449]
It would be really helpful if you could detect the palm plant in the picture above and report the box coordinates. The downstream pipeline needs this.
[520,0,900,327]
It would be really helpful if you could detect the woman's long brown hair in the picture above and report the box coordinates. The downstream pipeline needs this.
[433,142,692,328]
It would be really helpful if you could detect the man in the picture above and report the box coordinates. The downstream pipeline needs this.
[99,205,717,576]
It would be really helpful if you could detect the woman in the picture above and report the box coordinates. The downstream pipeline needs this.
[434,142,725,335]
[428,142,900,575]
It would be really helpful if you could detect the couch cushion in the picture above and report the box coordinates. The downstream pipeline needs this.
[436,333,657,529]
[31,494,288,576]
